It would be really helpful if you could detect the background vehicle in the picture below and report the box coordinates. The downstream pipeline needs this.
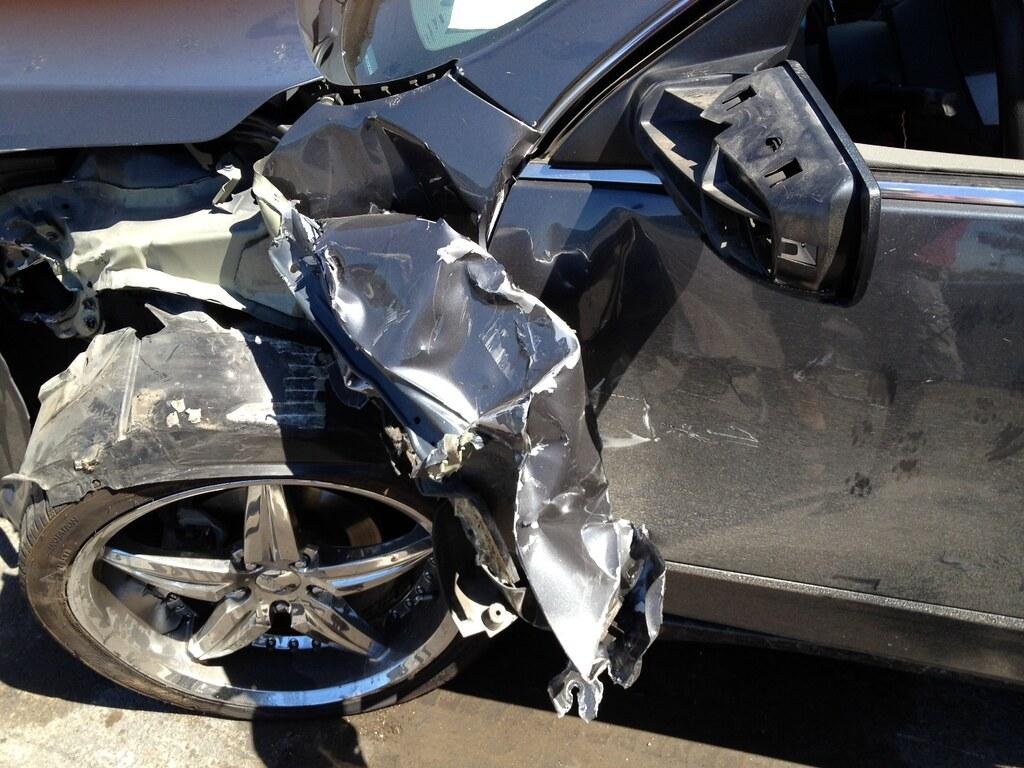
[1,0,1022,717]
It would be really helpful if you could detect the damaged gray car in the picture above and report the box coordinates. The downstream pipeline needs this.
[2,0,1024,721]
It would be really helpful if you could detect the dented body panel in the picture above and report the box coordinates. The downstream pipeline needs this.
[257,73,541,239]
[491,180,1024,619]
[254,139,664,715]
[2,65,669,717]
[1,0,1024,721]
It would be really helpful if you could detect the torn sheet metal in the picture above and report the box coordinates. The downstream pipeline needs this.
[255,72,540,239]
[0,156,300,337]
[254,173,665,719]
[0,306,388,528]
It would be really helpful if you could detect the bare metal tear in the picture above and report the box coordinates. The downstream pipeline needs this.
[253,168,665,718]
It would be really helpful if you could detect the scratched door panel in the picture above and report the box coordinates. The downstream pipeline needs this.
[491,181,1024,617]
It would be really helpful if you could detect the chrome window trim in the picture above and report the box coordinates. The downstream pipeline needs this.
[519,161,1024,208]
[519,162,664,186]
[875,181,1024,208]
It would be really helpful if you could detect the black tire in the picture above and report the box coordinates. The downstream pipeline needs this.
[18,466,483,719]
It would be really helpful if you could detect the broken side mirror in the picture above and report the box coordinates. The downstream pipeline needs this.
[636,61,880,303]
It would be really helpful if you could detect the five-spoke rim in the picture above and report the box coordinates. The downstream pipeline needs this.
[67,479,457,709]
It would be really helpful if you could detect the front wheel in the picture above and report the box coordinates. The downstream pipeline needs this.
[19,473,477,718]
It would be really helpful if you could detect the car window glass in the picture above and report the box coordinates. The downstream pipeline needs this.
[298,0,556,85]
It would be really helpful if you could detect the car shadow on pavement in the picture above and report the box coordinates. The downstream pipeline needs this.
[250,719,365,768]
[242,617,1024,768]
[440,621,1024,768]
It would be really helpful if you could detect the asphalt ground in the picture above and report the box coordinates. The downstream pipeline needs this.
[3,516,1024,768]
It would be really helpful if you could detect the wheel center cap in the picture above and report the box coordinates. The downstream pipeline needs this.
[255,568,302,595]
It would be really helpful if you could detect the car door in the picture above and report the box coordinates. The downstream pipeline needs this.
[489,0,1024,680]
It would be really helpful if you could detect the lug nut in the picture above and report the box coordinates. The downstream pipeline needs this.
[271,600,289,615]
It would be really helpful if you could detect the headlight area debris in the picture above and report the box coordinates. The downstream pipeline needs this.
[252,166,665,720]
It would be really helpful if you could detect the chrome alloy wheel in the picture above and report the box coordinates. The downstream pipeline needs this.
[66,480,459,709]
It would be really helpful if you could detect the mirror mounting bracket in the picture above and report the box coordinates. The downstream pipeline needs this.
[637,61,880,304]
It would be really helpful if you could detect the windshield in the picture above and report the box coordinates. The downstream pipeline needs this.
[297,0,556,86]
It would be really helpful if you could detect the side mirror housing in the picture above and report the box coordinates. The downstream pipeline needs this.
[636,61,880,304]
